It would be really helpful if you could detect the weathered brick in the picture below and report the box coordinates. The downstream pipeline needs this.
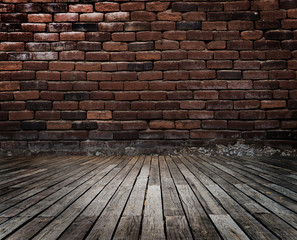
[121,2,144,11]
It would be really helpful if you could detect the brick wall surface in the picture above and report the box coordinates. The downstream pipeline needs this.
[0,0,297,154]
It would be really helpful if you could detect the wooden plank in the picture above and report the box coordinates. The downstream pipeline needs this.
[166,216,193,240]
[31,156,135,240]
[0,156,122,239]
[209,214,250,240]
[141,156,166,240]
[83,156,144,240]
[113,156,151,240]
[166,156,222,240]
[235,184,297,229]
[182,154,279,240]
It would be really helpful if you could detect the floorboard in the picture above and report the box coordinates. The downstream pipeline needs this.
[0,153,296,240]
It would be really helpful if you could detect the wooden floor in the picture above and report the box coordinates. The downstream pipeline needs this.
[0,154,297,240]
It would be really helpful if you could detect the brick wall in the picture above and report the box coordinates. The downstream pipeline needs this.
[0,0,297,154]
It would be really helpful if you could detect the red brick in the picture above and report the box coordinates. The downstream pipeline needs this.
[86,52,109,61]
[234,100,260,109]
[100,82,123,91]
[151,21,175,31]
[167,91,192,100]
[1,102,25,111]
[73,82,98,91]
[163,111,188,120]
[103,42,127,51]
[49,61,74,71]
[53,101,78,110]
[202,120,227,129]
[149,81,175,91]
[234,61,260,70]
[80,13,103,22]
[125,81,148,91]
[121,2,144,11]
[36,111,60,120]
[47,121,72,130]
[60,51,85,61]
[240,110,265,120]
[241,30,263,40]
[190,71,216,80]
[87,111,112,120]
[241,51,266,60]
[60,32,85,41]
[274,90,288,99]
[131,101,155,110]
[282,19,297,29]
[261,10,286,20]
[110,52,135,62]
[190,130,216,139]
[203,21,227,30]
[112,32,135,42]
[79,101,104,110]
[255,120,279,129]
[183,12,206,21]
[177,81,201,90]
[180,101,205,109]
[157,10,182,21]
[140,91,167,101]
[154,61,178,71]
[40,91,64,101]
[131,11,156,21]
[252,0,279,10]
[281,121,297,129]
[214,51,239,60]
[213,31,240,40]
[105,12,129,22]
[261,100,286,109]
[150,120,174,129]
[243,71,268,79]
[219,90,244,99]
[194,90,218,99]
[136,51,161,61]
[54,13,79,22]
[88,72,111,81]
[254,81,279,89]
[36,71,60,81]
[112,72,137,81]
[155,40,179,50]
[136,31,161,41]
[138,71,162,80]
[115,92,139,101]
[0,81,20,91]
[162,50,187,60]
[61,72,86,81]
[224,1,250,11]
[34,33,58,41]
[228,20,253,30]
[48,82,72,91]
[147,2,170,11]
[156,101,179,110]
[279,80,297,89]
[0,61,22,70]
[9,111,34,120]
[227,80,252,90]
[269,70,295,79]
[164,130,189,140]
[176,120,201,130]
[266,50,291,59]
[69,4,93,13]
[267,110,292,119]
[75,62,101,72]
[189,111,213,119]
[215,111,239,120]
[95,2,119,12]
[28,14,52,23]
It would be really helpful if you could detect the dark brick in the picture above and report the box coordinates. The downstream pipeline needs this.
[0,23,22,32]
[21,121,46,130]
[177,22,201,30]
[282,40,297,50]
[2,13,27,23]
[73,23,98,32]
[172,3,197,12]
[77,42,102,51]
[267,130,293,139]
[256,20,280,30]
[16,3,41,13]
[127,62,153,71]
[43,3,67,13]
[21,81,47,90]
[208,12,233,21]
[232,11,260,21]
[48,23,72,32]
[128,42,154,51]
[217,70,241,80]
[51,41,77,51]
[113,131,138,140]
[65,93,90,101]
[61,111,86,120]
[261,61,287,70]
[0,121,21,131]
[265,30,293,40]
[26,101,52,110]
[280,0,297,9]
[89,131,113,140]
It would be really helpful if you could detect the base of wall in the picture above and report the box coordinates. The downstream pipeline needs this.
[1,139,296,157]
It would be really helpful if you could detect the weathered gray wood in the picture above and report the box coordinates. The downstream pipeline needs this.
[166,156,222,240]
[113,156,151,240]
[209,214,250,240]
[141,155,165,240]
[166,216,193,240]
